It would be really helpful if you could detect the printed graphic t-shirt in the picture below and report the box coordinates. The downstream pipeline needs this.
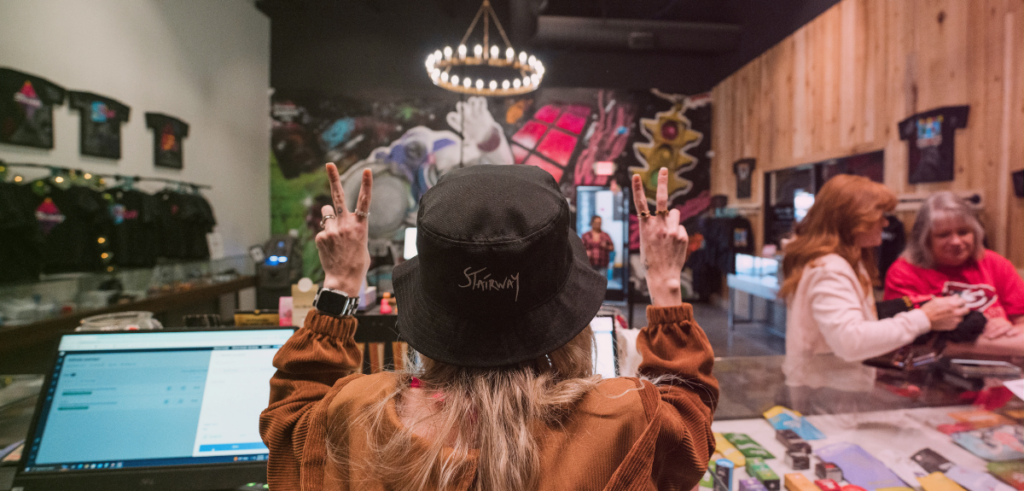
[884,251,1024,321]
[107,188,161,267]
[68,91,130,159]
[0,68,66,149]
[145,113,189,169]
[26,182,114,274]
[898,105,969,184]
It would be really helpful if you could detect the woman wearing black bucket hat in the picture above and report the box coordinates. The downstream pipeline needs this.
[260,164,718,491]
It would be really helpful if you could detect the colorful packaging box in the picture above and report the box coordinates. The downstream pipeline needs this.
[786,473,818,491]
[816,462,843,482]
[918,472,967,491]
[748,458,781,491]
[716,432,748,466]
[742,478,771,491]
[816,479,842,491]
[716,458,736,491]
[725,433,776,460]
[785,451,810,471]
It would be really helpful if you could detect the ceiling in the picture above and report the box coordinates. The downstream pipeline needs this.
[260,0,839,95]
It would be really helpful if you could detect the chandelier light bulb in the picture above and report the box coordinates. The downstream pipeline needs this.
[451,75,459,85]
[463,77,472,88]
[523,76,531,87]
[531,74,540,85]
[506,47,514,61]
[490,45,499,59]
[502,79,510,89]
[489,80,497,90]
[440,72,449,82]
[475,79,484,89]
[458,44,467,59]
[474,44,483,57]
[433,49,442,60]
[432,69,441,79]
[444,46,453,59]
[528,55,536,66]
[513,78,521,88]
[519,51,527,64]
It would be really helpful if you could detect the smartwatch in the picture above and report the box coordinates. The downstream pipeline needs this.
[312,287,359,317]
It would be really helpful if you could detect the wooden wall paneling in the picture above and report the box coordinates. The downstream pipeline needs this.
[1008,0,1024,267]
[710,0,1024,267]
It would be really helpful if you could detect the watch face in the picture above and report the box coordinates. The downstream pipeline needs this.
[316,288,357,316]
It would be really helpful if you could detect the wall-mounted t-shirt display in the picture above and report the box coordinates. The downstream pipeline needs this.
[898,105,969,184]
[733,158,755,199]
[145,112,189,169]
[68,91,130,159]
[0,68,66,149]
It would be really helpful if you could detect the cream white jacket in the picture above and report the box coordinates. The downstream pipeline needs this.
[782,254,931,391]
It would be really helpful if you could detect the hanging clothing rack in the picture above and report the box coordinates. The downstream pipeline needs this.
[0,160,212,190]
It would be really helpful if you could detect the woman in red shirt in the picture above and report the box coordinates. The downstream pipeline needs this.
[884,192,1024,356]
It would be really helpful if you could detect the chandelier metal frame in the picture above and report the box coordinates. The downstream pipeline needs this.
[425,0,544,96]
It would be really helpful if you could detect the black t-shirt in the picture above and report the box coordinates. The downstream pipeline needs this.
[0,182,44,283]
[0,68,66,149]
[876,214,906,284]
[107,188,161,267]
[898,105,969,184]
[27,182,114,274]
[155,190,216,259]
[68,91,131,159]
[145,113,189,169]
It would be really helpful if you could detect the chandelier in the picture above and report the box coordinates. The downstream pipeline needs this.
[425,0,544,96]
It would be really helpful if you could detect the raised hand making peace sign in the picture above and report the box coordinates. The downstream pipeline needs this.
[315,163,373,296]
[632,167,689,306]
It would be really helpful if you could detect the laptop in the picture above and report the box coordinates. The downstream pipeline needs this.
[12,328,294,491]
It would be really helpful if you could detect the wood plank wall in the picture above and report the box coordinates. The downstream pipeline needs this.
[710,0,1024,268]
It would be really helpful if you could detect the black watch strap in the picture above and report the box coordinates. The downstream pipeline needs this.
[313,287,359,317]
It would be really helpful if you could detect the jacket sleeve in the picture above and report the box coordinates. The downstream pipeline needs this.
[807,262,931,362]
[637,304,719,491]
[259,310,364,491]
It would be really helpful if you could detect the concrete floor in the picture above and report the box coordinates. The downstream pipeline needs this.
[615,300,786,358]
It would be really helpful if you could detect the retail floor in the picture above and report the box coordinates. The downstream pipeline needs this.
[618,301,786,358]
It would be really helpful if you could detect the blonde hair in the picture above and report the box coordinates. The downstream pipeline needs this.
[780,174,897,298]
[334,326,600,491]
[903,191,986,268]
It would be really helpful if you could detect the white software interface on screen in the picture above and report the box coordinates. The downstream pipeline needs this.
[191,348,279,457]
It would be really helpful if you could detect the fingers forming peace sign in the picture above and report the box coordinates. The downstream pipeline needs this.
[315,163,373,296]
[632,168,688,306]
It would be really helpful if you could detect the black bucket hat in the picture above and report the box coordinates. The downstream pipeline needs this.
[393,164,607,368]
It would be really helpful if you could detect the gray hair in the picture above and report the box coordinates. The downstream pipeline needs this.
[904,191,986,268]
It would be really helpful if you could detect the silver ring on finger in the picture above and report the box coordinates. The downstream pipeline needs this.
[320,214,336,228]
[354,210,369,218]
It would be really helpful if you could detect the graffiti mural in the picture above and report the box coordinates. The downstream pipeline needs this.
[270,88,712,292]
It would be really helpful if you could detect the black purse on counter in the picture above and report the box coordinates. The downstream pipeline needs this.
[863,295,987,371]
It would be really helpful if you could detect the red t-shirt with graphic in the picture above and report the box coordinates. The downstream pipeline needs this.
[884,250,1024,321]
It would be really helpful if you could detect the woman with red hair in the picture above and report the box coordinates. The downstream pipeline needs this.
[781,175,967,396]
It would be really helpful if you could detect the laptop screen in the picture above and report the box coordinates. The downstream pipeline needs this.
[20,329,293,474]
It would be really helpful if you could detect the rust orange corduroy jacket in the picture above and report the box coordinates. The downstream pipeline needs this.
[259,304,719,491]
